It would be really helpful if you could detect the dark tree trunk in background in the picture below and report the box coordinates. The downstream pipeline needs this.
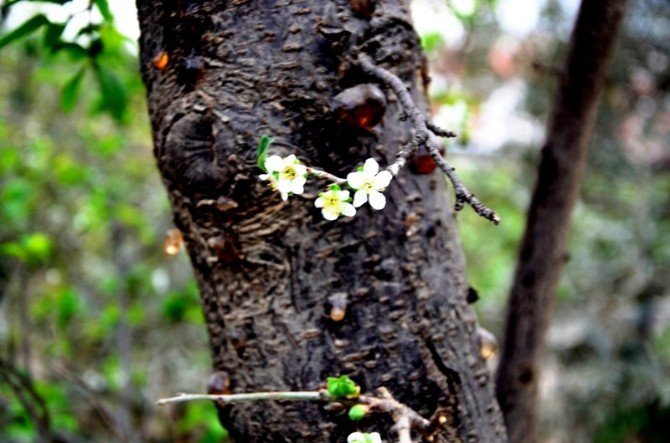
[136,1,505,441]
[495,1,627,442]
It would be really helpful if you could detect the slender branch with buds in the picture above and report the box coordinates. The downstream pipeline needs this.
[358,54,500,225]
[156,387,430,443]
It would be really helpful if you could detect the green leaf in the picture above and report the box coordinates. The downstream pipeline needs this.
[420,32,444,53]
[22,233,52,261]
[61,66,87,112]
[51,42,89,59]
[257,135,274,172]
[1,241,25,261]
[43,22,66,49]
[0,14,50,50]
[76,23,102,38]
[162,293,192,324]
[326,375,359,399]
[348,404,368,421]
[93,62,127,121]
[56,288,80,328]
[2,233,53,265]
[94,0,113,22]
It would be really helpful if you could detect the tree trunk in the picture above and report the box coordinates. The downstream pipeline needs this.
[136,1,505,441]
[495,1,627,442]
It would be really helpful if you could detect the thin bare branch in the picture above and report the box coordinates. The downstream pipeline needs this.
[156,390,325,406]
[305,166,347,185]
[426,122,457,139]
[0,357,52,441]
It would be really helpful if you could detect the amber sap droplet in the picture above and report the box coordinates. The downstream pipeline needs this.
[163,228,184,256]
[333,84,386,130]
[328,292,348,322]
[350,0,375,18]
[153,51,169,70]
[409,146,445,175]
[330,307,346,322]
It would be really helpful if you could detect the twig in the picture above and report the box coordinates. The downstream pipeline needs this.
[156,387,431,443]
[426,122,457,139]
[358,54,500,225]
[156,390,325,405]
[395,415,412,443]
[361,388,430,442]
[0,357,52,441]
[50,363,125,440]
[305,167,347,185]
[427,133,501,224]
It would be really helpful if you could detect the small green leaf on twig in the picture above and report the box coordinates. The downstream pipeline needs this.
[326,375,359,399]
[257,135,275,172]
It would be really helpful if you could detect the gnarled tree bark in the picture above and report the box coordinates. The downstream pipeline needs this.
[136,1,506,441]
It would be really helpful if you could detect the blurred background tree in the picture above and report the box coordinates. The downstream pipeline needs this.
[0,0,668,442]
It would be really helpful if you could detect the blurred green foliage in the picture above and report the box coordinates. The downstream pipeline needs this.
[0,2,223,441]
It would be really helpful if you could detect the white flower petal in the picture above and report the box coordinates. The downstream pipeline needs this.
[368,432,382,443]
[348,432,365,443]
[322,208,339,220]
[284,154,297,165]
[259,173,271,181]
[265,155,283,172]
[363,158,379,176]
[294,164,307,176]
[291,182,304,195]
[347,171,365,189]
[294,175,307,187]
[373,170,392,189]
[337,190,350,201]
[341,203,356,217]
[353,190,368,207]
[315,197,325,208]
[368,191,386,210]
[276,180,292,193]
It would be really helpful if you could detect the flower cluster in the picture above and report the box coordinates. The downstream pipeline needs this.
[259,153,393,221]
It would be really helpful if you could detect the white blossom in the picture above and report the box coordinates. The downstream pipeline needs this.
[314,188,356,221]
[260,154,307,200]
[346,158,392,210]
[347,432,382,443]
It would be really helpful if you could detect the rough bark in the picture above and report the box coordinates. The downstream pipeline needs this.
[136,1,505,441]
[495,1,627,442]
